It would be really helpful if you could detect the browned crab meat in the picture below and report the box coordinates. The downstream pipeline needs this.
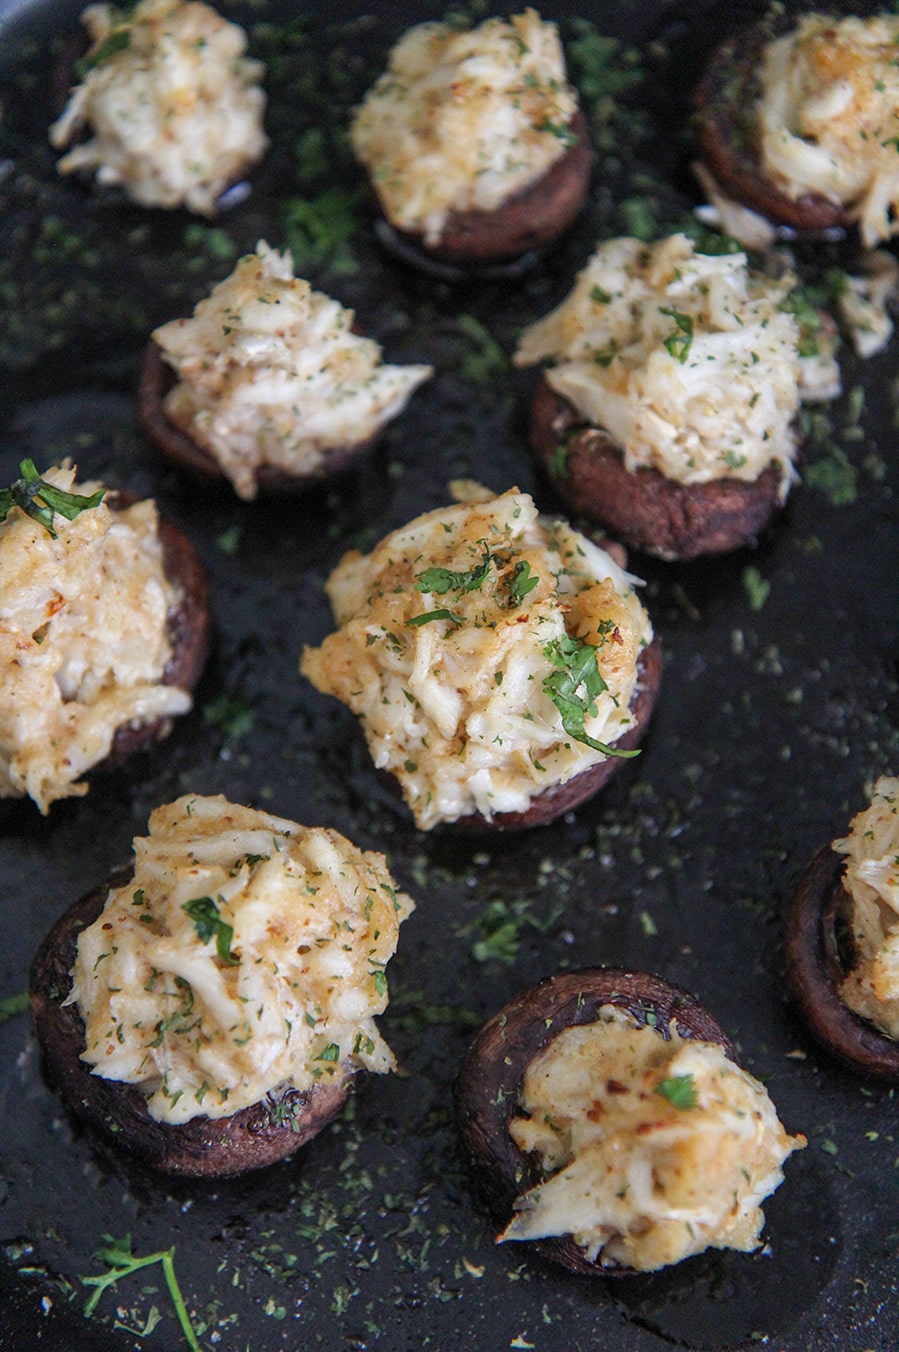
[384,109,591,267]
[784,847,899,1081]
[693,22,850,238]
[454,967,736,1275]
[529,377,785,560]
[29,871,353,1178]
[448,634,661,831]
[137,341,379,495]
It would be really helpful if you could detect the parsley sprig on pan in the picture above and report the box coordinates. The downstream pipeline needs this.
[80,1234,201,1351]
[542,635,640,757]
[0,459,104,538]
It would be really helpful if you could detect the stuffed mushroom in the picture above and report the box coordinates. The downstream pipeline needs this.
[50,0,268,216]
[694,13,899,248]
[140,242,433,500]
[785,775,899,1080]
[455,968,805,1274]
[515,232,838,559]
[0,461,208,813]
[300,487,660,830]
[350,9,590,273]
[30,794,414,1176]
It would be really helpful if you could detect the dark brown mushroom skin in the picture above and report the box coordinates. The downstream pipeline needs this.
[378,109,591,268]
[138,341,379,495]
[451,634,662,831]
[529,377,785,560]
[784,846,899,1081]
[693,21,850,238]
[29,869,352,1177]
[454,968,737,1276]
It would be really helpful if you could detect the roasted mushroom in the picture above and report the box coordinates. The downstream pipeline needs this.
[514,233,835,560]
[350,10,590,275]
[300,487,660,831]
[456,968,805,1275]
[784,777,899,1080]
[0,462,209,812]
[140,242,432,500]
[694,14,899,248]
[30,795,414,1177]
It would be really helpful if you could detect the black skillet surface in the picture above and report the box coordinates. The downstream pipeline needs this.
[1,0,898,1348]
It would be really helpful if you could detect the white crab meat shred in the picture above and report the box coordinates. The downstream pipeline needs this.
[152,241,433,500]
[834,775,899,1039]
[757,14,899,248]
[350,8,579,246]
[500,1009,805,1271]
[300,489,653,830]
[49,0,268,215]
[69,794,414,1124]
[514,232,822,491]
[0,467,188,814]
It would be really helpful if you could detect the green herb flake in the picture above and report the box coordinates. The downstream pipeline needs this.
[316,1042,341,1062]
[507,560,539,605]
[182,896,239,965]
[75,27,132,79]
[0,459,104,538]
[660,307,694,363]
[0,991,28,1024]
[654,1074,698,1110]
[416,546,490,596]
[407,608,464,628]
[80,1234,200,1352]
[742,566,770,612]
[542,635,640,758]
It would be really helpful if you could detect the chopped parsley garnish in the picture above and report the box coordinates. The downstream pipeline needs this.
[0,459,104,538]
[182,896,239,965]
[416,545,491,596]
[315,1042,341,1062]
[542,635,640,758]
[0,991,28,1024]
[508,559,540,604]
[80,1235,200,1352]
[659,307,694,363]
[406,607,464,627]
[654,1074,698,1110]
